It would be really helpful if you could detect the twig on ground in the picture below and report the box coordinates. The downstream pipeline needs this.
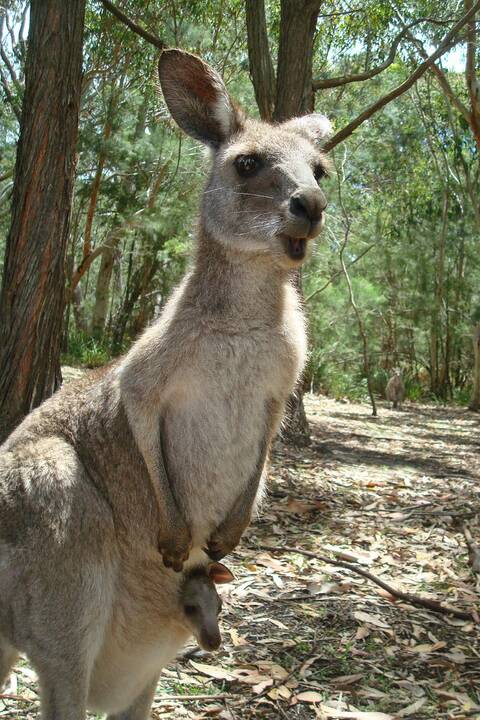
[251,544,478,622]
[0,693,36,701]
[153,693,232,702]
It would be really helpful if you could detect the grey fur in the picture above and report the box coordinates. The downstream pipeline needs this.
[386,370,406,409]
[0,49,329,718]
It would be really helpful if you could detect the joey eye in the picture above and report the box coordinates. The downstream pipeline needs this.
[184,605,197,616]
[314,165,327,183]
[234,154,261,178]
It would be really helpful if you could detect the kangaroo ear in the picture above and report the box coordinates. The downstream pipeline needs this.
[208,562,235,584]
[159,49,244,148]
[283,113,332,145]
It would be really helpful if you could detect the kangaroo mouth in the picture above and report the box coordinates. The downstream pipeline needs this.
[285,236,307,261]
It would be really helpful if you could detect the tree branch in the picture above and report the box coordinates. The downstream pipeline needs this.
[398,21,472,124]
[323,0,480,151]
[255,544,478,622]
[0,64,21,122]
[305,243,375,303]
[465,0,480,140]
[99,0,165,50]
[313,18,446,91]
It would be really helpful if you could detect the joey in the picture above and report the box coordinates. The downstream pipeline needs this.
[181,562,234,652]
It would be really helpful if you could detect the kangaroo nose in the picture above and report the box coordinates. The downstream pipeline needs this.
[289,188,327,223]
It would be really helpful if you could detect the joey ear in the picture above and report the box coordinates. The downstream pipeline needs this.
[208,562,235,584]
[158,49,244,148]
[282,113,332,145]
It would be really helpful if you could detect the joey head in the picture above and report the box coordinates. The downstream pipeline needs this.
[181,562,234,651]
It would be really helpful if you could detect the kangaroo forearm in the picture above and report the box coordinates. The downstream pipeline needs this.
[227,436,269,529]
[151,446,183,530]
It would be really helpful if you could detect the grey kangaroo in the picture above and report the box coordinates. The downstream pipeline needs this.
[0,49,330,719]
[386,369,405,409]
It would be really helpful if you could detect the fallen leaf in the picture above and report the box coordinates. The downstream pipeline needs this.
[331,672,364,686]
[353,611,391,629]
[267,685,291,700]
[296,691,323,703]
[189,661,236,682]
[317,707,393,719]
[395,697,427,717]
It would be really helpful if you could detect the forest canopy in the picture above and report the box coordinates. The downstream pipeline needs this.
[0,0,479,418]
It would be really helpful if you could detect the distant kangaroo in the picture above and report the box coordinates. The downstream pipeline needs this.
[386,369,405,409]
[0,49,330,719]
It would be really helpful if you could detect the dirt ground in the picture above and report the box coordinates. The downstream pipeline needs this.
[5,395,480,719]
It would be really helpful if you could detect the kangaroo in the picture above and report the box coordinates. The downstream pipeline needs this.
[386,369,405,409]
[0,49,330,719]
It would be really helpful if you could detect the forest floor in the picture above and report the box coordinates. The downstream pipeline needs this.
[4,394,480,720]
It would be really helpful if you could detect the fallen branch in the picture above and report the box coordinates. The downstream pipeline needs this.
[253,544,478,622]
[154,693,232,702]
[463,524,480,576]
[0,693,37,702]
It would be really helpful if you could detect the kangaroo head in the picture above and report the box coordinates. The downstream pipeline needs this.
[181,562,234,652]
[159,49,330,270]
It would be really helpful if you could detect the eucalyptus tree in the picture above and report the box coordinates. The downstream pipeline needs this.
[0,0,86,441]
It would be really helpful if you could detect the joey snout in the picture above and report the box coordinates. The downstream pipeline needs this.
[199,623,222,652]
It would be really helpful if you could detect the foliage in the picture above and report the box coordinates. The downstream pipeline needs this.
[0,0,478,403]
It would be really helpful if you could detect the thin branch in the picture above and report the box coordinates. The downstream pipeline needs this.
[99,0,165,50]
[396,19,472,124]
[334,150,377,416]
[313,18,446,90]
[254,544,478,622]
[323,0,480,151]
[0,65,21,122]
[305,243,375,303]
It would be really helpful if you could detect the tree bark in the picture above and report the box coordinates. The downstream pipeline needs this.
[469,323,480,411]
[0,0,86,442]
[245,0,276,120]
[273,0,321,121]
[245,0,323,444]
[91,242,118,339]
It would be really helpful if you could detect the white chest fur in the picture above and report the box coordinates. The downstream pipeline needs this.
[161,281,307,545]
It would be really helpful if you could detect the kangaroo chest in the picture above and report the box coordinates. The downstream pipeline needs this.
[162,298,307,545]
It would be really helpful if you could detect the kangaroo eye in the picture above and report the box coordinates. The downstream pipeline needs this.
[314,164,327,183]
[234,154,261,178]
[184,605,197,616]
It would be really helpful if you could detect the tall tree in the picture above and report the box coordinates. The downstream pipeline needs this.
[245,0,322,444]
[0,0,86,442]
[469,315,480,411]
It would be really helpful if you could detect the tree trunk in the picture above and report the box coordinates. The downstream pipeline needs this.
[430,190,448,396]
[245,0,322,444]
[469,322,480,411]
[91,242,118,339]
[0,0,86,442]
[245,0,275,120]
[273,0,321,121]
